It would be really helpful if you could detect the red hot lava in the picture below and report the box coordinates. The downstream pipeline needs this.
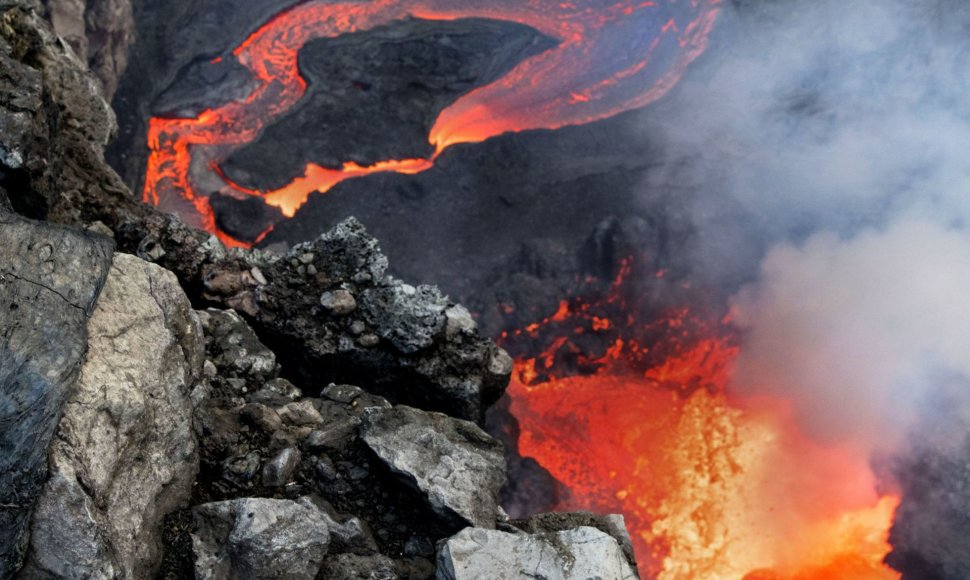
[500,264,901,578]
[144,0,721,246]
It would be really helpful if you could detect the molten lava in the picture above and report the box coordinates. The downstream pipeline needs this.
[502,270,900,578]
[144,0,721,245]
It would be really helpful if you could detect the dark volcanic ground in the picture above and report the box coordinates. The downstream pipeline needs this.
[107,3,762,307]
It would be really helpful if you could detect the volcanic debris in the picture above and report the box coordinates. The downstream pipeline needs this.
[0,1,640,577]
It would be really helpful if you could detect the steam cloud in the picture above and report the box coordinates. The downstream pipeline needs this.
[646,0,970,450]
[643,0,970,571]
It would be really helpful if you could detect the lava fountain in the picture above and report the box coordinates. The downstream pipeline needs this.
[143,0,721,245]
[500,260,900,578]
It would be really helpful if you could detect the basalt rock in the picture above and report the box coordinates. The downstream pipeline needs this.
[191,497,331,580]
[239,217,511,423]
[361,405,506,528]
[1,1,512,424]
[19,253,205,579]
[436,525,639,580]
[0,213,112,576]
[38,0,134,99]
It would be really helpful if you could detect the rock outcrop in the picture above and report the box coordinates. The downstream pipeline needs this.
[38,0,134,99]
[0,213,112,576]
[0,4,644,578]
[437,525,638,580]
[361,405,506,528]
[18,253,205,579]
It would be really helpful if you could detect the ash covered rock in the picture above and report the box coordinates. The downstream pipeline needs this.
[20,253,205,579]
[0,213,112,576]
[198,308,279,391]
[361,405,506,528]
[436,524,638,580]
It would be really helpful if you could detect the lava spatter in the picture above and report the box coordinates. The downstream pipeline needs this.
[144,0,721,246]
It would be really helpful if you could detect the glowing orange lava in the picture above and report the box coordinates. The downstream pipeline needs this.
[503,286,900,578]
[144,0,721,245]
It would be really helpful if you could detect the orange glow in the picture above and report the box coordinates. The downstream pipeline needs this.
[144,0,721,244]
[504,285,900,577]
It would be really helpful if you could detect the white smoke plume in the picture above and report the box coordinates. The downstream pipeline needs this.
[644,0,970,451]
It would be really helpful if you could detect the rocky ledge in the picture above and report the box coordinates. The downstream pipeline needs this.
[0,1,639,577]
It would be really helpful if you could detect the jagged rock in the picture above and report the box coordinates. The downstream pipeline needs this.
[262,447,301,488]
[198,308,279,389]
[299,496,378,555]
[0,213,112,576]
[250,218,510,423]
[513,512,638,572]
[191,497,331,580]
[19,253,205,579]
[0,1,117,219]
[247,378,301,406]
[1,9,510,422]
[39,0,134,99]
[436,526,639,580]
[361,405,506,528]
[277,400,324,427]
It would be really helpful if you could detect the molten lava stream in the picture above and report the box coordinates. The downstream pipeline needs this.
[507,326,900,579]
[144,0,721,246]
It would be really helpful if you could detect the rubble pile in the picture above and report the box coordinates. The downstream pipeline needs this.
[0,2,639,577]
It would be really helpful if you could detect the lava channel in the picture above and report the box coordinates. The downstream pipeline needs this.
[144,0,721,246]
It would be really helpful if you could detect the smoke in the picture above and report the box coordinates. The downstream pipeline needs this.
[642,0,970,453]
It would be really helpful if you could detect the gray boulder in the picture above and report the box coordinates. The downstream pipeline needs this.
[437,526,639,580]
[191,497,331,580]
[19,253,205,579]
[0,214,112,576]
[361,405,506,528]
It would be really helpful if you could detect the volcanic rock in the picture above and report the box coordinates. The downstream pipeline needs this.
[19,253,205,579]
[220,17,555,191]
[0,1,118,220]
[3,0,512,423]
[198,308,280,390]
[191,497,331,580]
[0,213,112,576]
[436,526,639,580]
[262,447,302,488]
[246,217,510,423]
[361,405,506,528]
[39,0,134,99]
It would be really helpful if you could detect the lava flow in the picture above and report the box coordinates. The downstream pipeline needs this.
[144,0,721,246]
[501,265,900,579]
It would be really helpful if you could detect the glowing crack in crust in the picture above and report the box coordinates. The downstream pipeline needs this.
[144,0,722,246]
